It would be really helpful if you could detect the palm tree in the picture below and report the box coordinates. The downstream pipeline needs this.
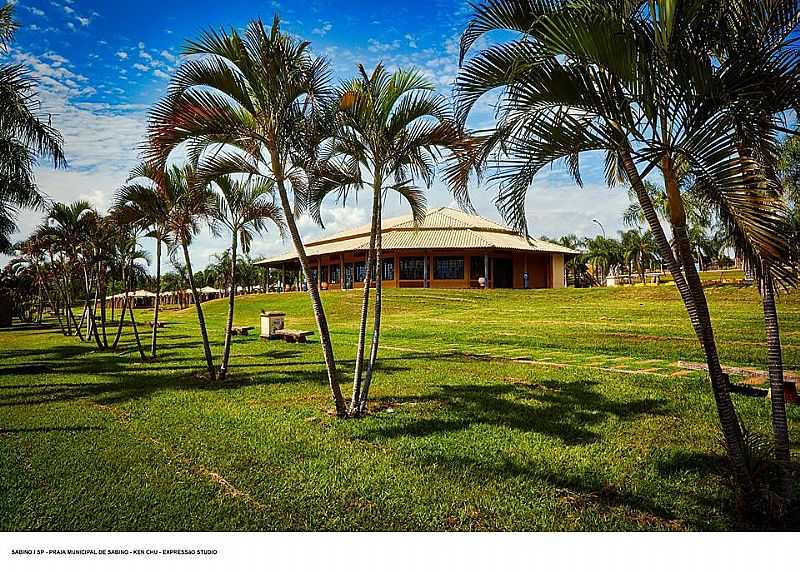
[164,262,189,308]
[557,234,580,286]
[689,0,800,505]
[0,3,65,251]
[325,63,463,416]
[623,181,711,231]
[583,236,622,284]
[211,175,284,380]
[46,201,96,341]
[146,16,347,416]
[620,229,658,283]
[105,227,149,359]
[114,162,174,359]
[162,163,218,380]
[452,0,796,502]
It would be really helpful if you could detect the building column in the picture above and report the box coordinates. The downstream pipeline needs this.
[423,251,429,288]
[484,253,489,289]
[281,263,285,293]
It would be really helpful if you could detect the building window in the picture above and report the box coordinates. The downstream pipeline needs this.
[310,268,318,284]
[354,261,366,282]
[382,259,394,281]
[399,257,425,280]
[470,256,486,280]
[329,264,341,283]
[320,266,329,284]
[435,256,465,280]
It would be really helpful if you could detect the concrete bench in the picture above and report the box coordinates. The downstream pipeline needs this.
[274,329,314,343]
[148,321,167,328]
[230,325,254,336]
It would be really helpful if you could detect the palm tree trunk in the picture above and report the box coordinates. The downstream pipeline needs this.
[219,233,238,380]
[273,173,346,417]
[351,181,380,415]
[360,190,383,415]
[663,152,754,501]
[128,290,146,361]
[36,282,43,323]
[97,261,108,348]
[151,237,162,358]
[80,263,95,341]
[38,268,66,335]
[47,285,66,335]
[622,147,754,499]
[112,265,129,349]
[89,273,103,348]
[761,263,793,500]
[182,240,216,380]
[620,149,702,337]
[65,264,85,342]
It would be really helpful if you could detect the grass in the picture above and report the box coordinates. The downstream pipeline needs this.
[1,284,799,531]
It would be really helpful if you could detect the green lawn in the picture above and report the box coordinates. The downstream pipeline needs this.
[1,285,799,531]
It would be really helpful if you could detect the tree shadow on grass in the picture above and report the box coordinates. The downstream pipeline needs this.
[353,382,740,529]
[413,450,699,530]
[0,367,333,408]
[0,334,415,408]
[0,323,58,333]
[360,380,665,445]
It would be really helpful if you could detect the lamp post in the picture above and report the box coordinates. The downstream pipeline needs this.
[592,219,606,238]
[592,219,608,284]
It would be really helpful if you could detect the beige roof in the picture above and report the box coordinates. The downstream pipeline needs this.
[256,207,578,265]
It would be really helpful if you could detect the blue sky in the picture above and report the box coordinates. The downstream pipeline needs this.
[4,0,629,268]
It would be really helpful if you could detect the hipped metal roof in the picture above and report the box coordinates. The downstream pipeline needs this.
[256,207,578,266]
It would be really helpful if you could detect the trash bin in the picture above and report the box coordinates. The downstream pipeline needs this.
[260,311,285,339]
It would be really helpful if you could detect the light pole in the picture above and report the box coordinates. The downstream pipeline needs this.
[592,219,608,284]
[592,219,606,238]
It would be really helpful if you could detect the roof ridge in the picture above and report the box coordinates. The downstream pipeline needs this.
[445,206,509,229]
[465,227,495,248]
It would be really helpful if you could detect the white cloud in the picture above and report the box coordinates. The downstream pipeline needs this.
[367,38,401,53]
[153,69,169,79]
[42,51,68,65]
[159,49,176,62]
[312,22,332,37]
[63,5,74,14]
[133,63,149,72]
[27,7,45,16]
[405,34,417,49]
[115,51,128,60]
[77,16,90,26]
[139,50,152,61]
[0,50,149,265]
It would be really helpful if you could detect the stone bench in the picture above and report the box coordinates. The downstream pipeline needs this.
[230,325,254,336]
[274,329,314,343]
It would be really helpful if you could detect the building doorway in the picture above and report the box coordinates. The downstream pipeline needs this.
[493,258,513,288]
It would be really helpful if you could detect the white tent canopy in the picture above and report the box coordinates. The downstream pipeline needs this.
[106,290,155,299]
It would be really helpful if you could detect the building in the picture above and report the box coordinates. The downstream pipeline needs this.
[256,207,578,290]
